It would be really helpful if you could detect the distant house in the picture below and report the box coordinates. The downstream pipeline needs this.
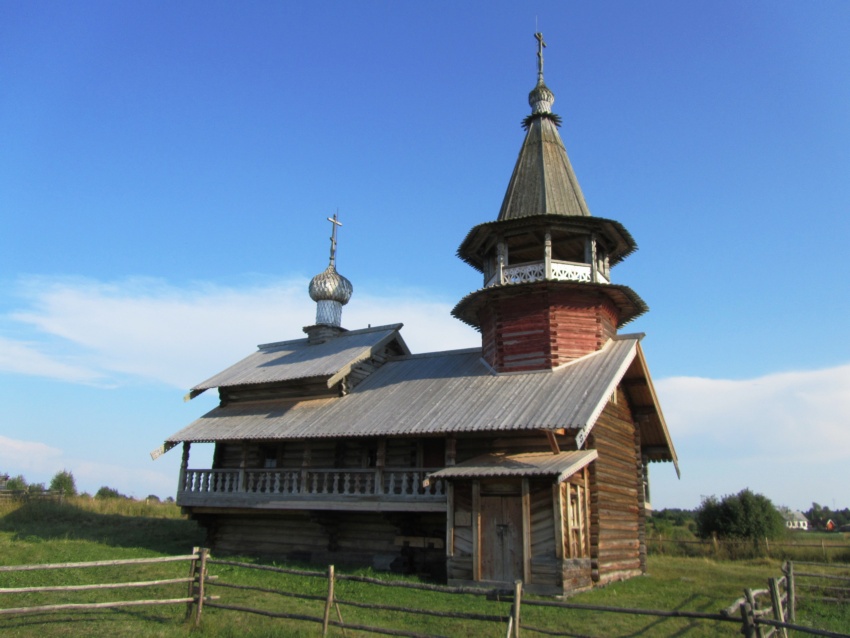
[825,519,836,532]
[0,474,9,490]
[782,510,809,531]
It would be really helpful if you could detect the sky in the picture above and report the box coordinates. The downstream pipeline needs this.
[1,1,848,512]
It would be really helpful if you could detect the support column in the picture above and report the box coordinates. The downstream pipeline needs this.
[178,442,191,493]
[544,231,552,279]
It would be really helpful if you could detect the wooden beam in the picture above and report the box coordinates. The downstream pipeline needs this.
[522,478,532,585]
[472,481,481,582]
[552,483,564,560]
[446,483,455,558]
[543,430,560,455]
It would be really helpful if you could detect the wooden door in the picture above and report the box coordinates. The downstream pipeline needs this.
[480,496,523,582]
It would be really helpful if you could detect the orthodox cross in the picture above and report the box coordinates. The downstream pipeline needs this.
[327,211,343,267]
[535,32,546,81]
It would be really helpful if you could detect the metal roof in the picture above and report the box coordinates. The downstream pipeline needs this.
[188,324,408,395]
[166,336,644,445]
[427,450,597,482]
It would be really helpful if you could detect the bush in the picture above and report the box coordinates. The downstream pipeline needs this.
[49,470,77,496]
[95,486,128,499]
[696,489,785,540]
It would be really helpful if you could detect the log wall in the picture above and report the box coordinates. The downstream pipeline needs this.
[205,511,445,578]
[587,388,643,585]
[477,285,619,372]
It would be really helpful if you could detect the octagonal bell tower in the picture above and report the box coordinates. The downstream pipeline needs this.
[452,34,647,372]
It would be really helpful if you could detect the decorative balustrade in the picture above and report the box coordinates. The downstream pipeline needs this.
[485,260,608,287]
[180,468,445,500]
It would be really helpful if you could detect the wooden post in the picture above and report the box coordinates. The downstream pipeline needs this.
[552,483,564,560]
[784,561,796,622]
[521,479,531,585]
[744,588,764,638]
[238,442,247,492]
[544,231,552,280]
[589,234,598,283]
[740,598,756,638]
[185,546,199,620]
[193,548,209,628]
[821,539,827,561]
[712,532,719,556]
[512,579,523,638]
[764,537,770,557]
[768,577,788,638]
[178,442,191,493]
[322,565,335,637]
[375,440,386,495]
[446,484,455,558]
[472,480,481,581]
[497,240,507,285]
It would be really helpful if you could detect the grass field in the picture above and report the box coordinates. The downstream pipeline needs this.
[0,498,846,637]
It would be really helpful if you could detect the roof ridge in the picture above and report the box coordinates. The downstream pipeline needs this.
[258,323,403,350]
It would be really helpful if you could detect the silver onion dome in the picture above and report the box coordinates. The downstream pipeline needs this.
[309,263,353,328]
[309,264,353,305]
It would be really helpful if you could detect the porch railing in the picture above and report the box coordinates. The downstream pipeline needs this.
[181,468,445,499]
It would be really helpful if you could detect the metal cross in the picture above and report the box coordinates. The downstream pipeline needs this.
[327,211,343,266]
[535,32,546,80]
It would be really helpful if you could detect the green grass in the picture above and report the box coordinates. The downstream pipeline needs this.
[0,499,847,637]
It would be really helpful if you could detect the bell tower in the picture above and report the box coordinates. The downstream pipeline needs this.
[452,34,647,372]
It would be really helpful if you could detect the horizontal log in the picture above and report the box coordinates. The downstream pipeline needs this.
[0,554,198,573]
[0,576,205,594]
[0,596,212,616]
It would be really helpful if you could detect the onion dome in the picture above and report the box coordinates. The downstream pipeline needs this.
[309,264,353,305]
[529,79,555,114]
[308,213,353,328]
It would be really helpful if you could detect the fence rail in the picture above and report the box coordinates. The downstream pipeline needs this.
[2,550,849,637]
[0,548,216,624]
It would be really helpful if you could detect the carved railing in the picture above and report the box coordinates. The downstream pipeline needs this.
[485,260,608,287]
[180,468,445,500]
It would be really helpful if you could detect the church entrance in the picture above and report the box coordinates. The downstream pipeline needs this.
[480,495,523,582]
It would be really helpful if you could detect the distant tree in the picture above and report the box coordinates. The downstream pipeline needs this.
[49,470,77,497]
[695,489,785,540]
[146,494,161,503]
[6,475,27,491]
[165,496,175,504]
[27,483,46,493]
[805,502,850,530]
[95,486,127,499]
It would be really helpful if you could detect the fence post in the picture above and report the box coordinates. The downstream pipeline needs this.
[323,565,336,637]
[712,532,719,556]
[193,548,209,628]
[821,539,827,561]
[768,577,788,638]
[783,561,795,622]
[512,579,523,638]
[185,546,200,620]
[740,597,756,638]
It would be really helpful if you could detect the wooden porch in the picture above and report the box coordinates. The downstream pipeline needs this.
[177,467,447,512]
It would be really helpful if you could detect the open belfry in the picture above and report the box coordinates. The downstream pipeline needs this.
[160,34,678,595]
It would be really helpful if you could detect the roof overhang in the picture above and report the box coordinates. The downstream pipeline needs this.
[427,450,597,483]
[457,215,637,272]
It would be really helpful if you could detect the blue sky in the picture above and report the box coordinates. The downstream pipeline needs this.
[1,2,848,511]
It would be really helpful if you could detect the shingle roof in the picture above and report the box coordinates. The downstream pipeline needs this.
[498,95,590,221]
[188,324,408,395]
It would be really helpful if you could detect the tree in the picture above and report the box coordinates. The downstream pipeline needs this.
[695,489,785,540]
[6,475,27,491]
[49,470,77,497]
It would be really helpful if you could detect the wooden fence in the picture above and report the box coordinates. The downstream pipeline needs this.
[0,548,215,621]
[648,535,850,561]
[790,560,850,605]
[2,550,849,637]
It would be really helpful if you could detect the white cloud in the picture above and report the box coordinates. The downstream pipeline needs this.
[653,364,850,510]
[0,435,64,473]
[2,276,479,389]
[0,336,102,383]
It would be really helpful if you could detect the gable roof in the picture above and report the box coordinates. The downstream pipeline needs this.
[165,335,677,468]
[185,324,409,399]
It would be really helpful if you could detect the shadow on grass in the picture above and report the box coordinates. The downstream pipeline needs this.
[0,500,205,555]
